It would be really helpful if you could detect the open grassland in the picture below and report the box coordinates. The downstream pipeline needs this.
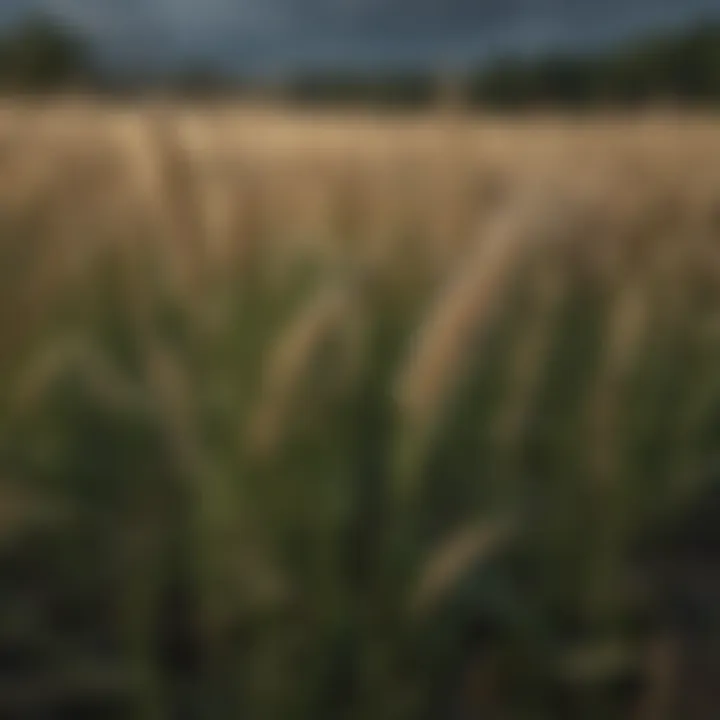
[1,104,720,718]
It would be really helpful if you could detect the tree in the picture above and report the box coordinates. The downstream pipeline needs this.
[0,15,95,91]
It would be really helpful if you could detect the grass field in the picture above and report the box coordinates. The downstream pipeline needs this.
[1,103,720,718]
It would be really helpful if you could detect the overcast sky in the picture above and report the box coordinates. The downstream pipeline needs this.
[1,0,719,74]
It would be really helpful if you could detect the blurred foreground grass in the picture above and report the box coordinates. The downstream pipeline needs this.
[1,105,720,718]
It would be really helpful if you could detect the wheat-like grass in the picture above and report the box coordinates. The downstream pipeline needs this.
[0,105,719,719]
[248,279,364,458]
[395,184,572,443]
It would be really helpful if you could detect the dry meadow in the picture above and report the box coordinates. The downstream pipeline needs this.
[1,102,720,718]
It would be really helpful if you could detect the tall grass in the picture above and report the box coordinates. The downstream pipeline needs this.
[0,105,719,718]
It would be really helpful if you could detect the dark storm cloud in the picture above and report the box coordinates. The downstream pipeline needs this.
[1,0,719,71]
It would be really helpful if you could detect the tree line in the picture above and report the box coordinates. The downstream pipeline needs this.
[0,15,96,91]
[288,23,720,109]
[0,13,719,108]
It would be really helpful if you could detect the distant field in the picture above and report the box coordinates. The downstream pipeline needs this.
[2,104,720,275]
[1,105,720,718]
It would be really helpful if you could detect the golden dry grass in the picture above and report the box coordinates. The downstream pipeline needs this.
[1,103,720,718]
